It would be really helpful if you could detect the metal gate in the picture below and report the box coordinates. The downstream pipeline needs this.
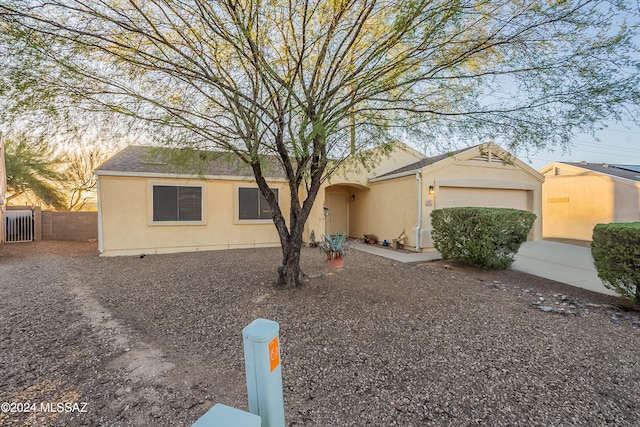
[5,209,35,243]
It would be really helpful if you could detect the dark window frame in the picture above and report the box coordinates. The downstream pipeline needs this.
[237,186,278,221]
[152,185,203,223]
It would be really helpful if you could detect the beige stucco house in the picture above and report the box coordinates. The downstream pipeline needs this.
[540,162,640,241]
[95,142,543,256]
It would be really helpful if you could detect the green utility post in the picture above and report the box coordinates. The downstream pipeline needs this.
[242,318,285,427]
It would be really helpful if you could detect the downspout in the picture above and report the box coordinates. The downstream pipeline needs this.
[96,176,104,254]
[415,171,422,252]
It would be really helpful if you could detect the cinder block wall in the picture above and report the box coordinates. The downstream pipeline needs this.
[41,211,98,241]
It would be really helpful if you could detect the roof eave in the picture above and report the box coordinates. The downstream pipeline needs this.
[94,169,289,182]
[369,169,421,182]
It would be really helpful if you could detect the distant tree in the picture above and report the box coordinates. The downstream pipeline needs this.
[4,133,66,209]
[62,144,110,211]
[1,0,639,287]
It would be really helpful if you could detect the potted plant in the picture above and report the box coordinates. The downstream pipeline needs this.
[363,233,378,245]
[320,233,350,269]
[392,229,406,250]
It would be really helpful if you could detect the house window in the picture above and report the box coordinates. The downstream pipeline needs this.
[153,185,202,222]
[238,187,278,220]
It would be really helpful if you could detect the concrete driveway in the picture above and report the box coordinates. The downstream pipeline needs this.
[513,240,617,296]
[354,239,618,297]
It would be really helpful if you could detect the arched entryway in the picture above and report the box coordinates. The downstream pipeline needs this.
[323,184,368,237]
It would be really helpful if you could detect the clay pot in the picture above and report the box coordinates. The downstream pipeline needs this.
[327,255,345,269]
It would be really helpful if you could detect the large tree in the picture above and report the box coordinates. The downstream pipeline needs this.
[3,133,66,209]
[1,0,638,287]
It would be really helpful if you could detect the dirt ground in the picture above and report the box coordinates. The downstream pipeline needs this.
[0,241,638,426]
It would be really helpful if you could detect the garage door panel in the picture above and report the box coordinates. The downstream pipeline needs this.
[437,187,528,210]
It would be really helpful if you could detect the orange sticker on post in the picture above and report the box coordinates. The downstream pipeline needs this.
[268,336,280,372]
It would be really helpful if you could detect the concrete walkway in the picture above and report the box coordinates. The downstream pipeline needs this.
[352,240,617,296]
[350,241,441,263]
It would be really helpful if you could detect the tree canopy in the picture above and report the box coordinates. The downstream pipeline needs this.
[3,133,66,209]
[1,0,638,286]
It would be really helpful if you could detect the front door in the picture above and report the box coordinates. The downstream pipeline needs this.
[325,193,347,235]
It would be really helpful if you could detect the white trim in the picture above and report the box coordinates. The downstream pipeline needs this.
[369,169,421,182]
[95,169,288,182]
[97,178,103,253]
[234,183,282,225]
[147,181,207,226]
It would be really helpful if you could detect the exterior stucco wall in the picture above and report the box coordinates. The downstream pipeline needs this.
[348,176,418,246]
[329,143,425,187]
[98,175,290,256]
[542,163,640,241]
[306,143,424,242]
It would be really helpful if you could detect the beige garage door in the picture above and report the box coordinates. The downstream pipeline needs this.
[436,187,529,211]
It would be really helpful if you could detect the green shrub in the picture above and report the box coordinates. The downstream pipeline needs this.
[431,207,536,269]
[592,222,640,305]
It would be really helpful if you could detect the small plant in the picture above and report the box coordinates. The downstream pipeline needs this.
[393,229,406,249]
[363,233,377,244]
[320,233,350,259]
[592,222,640,305]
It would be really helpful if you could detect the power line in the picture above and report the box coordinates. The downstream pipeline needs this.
[595,127,640,135]
[570,140,640,154]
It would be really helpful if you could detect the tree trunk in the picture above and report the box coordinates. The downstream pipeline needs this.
[278,236,304,288]
[251,164,311,289]
[250,131,326,288]
[275,202,311,288]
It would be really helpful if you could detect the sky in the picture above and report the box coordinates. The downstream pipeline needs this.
[520,121,640,171]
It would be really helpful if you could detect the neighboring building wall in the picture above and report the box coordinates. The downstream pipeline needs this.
[614,181,640,222]
[542,164,640,241]
[98,175,291,256]
[41,211,98,241]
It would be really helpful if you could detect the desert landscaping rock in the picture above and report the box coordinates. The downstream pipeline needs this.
[1,241,639,426]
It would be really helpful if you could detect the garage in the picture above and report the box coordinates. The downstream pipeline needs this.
[436,187,531,211]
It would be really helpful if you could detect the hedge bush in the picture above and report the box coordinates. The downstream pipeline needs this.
[431,207,536,269]
[592,222,640,305]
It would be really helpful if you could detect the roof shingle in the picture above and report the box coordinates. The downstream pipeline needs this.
[95,146,287,178]
[374,145,476,179]
[562,162,640,182]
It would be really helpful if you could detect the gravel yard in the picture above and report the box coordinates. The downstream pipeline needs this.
[1,241,639,426]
